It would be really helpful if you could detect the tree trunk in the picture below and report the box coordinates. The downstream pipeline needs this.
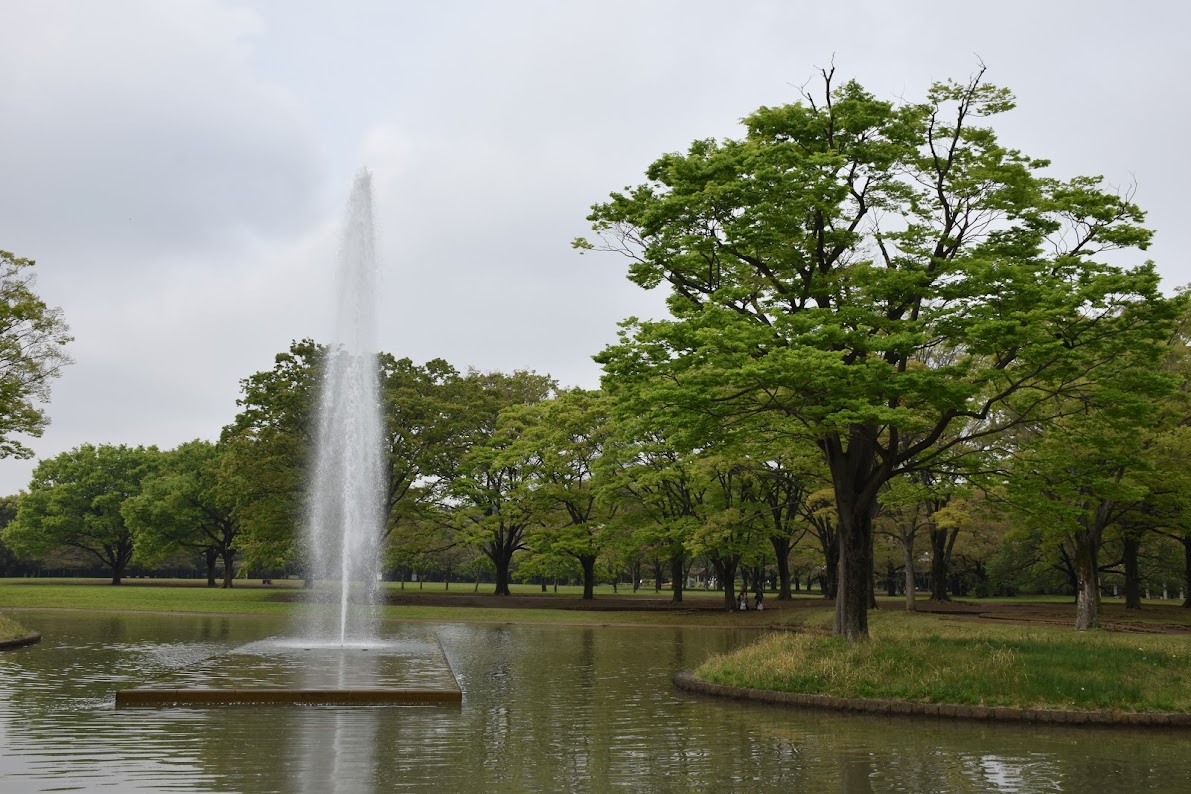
[771,536,792,600]
[110,540,133,586]
[652,558,664,593]
[750,565,763,599]
[713,557,738,611]
[834,505,871,640]
[670,553,684,603]
[1123,534,1142,609]
[221,549,235,589]
[867,540,878,610]
[492,553,511,596]
[821,531,839,600]
[903,536,917,611]
[1057,544,1078,596]
[883,560,896,597]
[1183,537,1191,608]
[205,548,218,587]
[1070,531,1101,631]
[579,554,596,600]
[929,527,949,601]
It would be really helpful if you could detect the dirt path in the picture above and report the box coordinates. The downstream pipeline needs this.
[372,592,1191,633]
[909,599,1191,634]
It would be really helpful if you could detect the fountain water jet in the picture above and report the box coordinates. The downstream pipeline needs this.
[304,170,385,646]
[115,172,462,707]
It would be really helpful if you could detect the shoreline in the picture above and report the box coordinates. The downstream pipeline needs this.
[673,671,1191,728]
[0,605,773,632]
[0,631,41,651]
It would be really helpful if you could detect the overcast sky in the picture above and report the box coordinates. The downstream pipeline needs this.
[1,0,1188,493]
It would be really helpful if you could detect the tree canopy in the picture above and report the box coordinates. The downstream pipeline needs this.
[0,250,72,458]
[6,443,159,584]
[580,65,1180,638]
[123,439,240,588]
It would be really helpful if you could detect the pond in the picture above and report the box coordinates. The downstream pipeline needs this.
[1,610,1189,792]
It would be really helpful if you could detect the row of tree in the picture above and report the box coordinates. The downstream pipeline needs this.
[3,66,1186,643]
[4,322,1191,626]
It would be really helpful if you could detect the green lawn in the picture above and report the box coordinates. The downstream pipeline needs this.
[0,581,292,615]
[696,609,1191,713]
[0,578,790,628]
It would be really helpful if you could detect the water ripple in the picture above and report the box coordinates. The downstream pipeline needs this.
[2,612,1190,792]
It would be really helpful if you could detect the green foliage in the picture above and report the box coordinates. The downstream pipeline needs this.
[0,250,72,458]
[983,525,1071,596]
[379,354,468,533]
[122,439,240,586]
[5,444,159,583]
[219,340,477,572]
[444,370,557,594]
[581,65,1180,637]
[495,389,621,596]
[219,340,321,569]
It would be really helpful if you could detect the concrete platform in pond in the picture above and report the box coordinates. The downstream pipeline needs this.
[116,628,461,708]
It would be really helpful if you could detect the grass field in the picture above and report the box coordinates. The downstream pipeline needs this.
[0,578,794,628]
[696,609,1191,713]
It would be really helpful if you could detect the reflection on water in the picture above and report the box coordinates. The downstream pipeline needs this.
[1,611,1190,792]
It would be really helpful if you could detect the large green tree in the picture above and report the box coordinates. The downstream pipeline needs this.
[220,340,320,571]
[0,250,72,458]
[752,452,823,601]
[1005,373,1170,629]
[123,439,240,588]
[6,444,159,584]
[580,66,1177,639]
[221,340,467,575]
[685,451,773,611]
[379,354,466,534]
[1138,425,1191,607]
[445,370,556,595]
[1122,323,1191,607]
[500,388,618,599]
[598,419,704,604]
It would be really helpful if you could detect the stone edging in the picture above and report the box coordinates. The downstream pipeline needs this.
[0,632,42,651]
[673,671,1191,728]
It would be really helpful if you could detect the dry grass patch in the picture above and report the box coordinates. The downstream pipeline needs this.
[0,613,32,642]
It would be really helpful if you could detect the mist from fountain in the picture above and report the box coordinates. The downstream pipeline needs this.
[303,170,385,646]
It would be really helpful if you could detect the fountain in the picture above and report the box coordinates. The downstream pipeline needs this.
[304,169,385,646]
[116,173,460,707]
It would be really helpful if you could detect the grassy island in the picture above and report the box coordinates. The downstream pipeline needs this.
[695,610,1191,714]
[0,613,32,643]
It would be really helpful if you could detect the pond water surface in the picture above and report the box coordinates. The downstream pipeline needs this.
[1,610,1189,792]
